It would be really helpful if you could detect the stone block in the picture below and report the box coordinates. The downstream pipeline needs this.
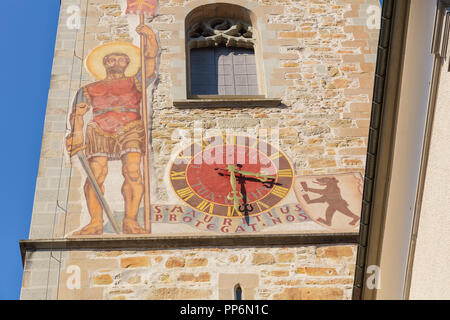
[120,256,151,268]
[185,258,208,267]
[276,252,295,263]
[305,267,338,276]
[273,287,344,300]
[269,270,290,277]
[165,257,185,268]
[93,274,113,285]
[147,288,212,300]
[252,253,275,265]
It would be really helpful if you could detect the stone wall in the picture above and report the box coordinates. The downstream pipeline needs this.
[28,0,379,238]
[21,244,356,300]
[151,0,379,202]
[21,0,380,300]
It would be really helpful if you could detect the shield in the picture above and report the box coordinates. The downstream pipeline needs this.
[293,173,363,231]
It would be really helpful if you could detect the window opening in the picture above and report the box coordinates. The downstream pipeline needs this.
[234,283,243,300]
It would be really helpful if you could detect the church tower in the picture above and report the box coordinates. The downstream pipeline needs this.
[20,0,380,300]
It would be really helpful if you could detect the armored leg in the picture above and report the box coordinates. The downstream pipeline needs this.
[121,152,146,234]
[74,156,108,235]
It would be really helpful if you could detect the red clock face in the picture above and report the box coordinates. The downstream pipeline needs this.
[170,135,294,218]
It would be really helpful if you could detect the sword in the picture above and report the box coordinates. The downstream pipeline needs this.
[71,146,121,234]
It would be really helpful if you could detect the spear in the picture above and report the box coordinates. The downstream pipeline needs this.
[126,0,158,233]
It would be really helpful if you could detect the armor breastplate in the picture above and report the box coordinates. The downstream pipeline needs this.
[86,77,142,133]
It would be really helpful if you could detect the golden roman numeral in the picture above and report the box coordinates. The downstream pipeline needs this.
[278,169,293,178]
[269,152,282,160]
[271,186,289,198]
[177,154,193,162]
[222,134,237,145]
[196,200,214,214]
[227,206,237,217]
[202,138,210,149]
[255,200,270,212]
[170,171,186,180]
[176,187,195,201]
[251,139,260,149]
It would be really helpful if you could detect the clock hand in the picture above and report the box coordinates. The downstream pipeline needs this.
[226,165,243,216]
[236,172,253,216]
[215,167,275,182]
[216,168,280,188]
[233,169,276,183]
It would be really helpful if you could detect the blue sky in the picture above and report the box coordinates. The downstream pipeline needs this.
[0,1,60,299]
[0,0,383,300]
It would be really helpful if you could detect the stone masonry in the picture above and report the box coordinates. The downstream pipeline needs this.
[22,245,357,300]
[21,0,380,300]
[30,0,379,238]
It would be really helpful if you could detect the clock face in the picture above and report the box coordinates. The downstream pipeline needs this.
[169,135,294,218]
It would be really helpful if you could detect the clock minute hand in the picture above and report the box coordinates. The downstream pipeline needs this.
[226,165,243,216]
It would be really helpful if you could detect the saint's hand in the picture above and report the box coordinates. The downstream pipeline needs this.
[65,132,84,154]
[74,103,89,116]
[136,24,154,37]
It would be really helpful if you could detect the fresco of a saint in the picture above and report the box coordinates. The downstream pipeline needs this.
[65,24,158,235]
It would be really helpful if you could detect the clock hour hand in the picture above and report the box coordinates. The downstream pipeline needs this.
[261,178,276,189]
[216,167,279,189]
[215,166,275,182]
[233,169,276,183]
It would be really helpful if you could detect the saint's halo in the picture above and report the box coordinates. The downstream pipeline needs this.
[86,41,141,80]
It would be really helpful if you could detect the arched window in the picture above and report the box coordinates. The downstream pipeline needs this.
[185,4,261,98]
[234,283,243,300]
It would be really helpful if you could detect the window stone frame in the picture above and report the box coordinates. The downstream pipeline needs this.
[167,1,283,108]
